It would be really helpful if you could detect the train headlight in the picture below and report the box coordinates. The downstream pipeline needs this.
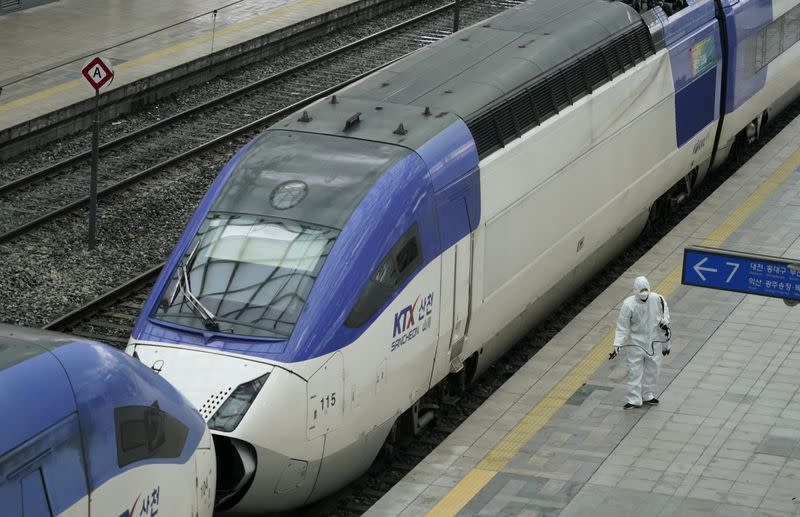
[208,373,269,432]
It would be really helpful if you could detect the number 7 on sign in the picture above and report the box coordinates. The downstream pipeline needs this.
[725,262,739,283]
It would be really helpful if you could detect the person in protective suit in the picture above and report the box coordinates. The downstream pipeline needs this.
[612,276,670,409]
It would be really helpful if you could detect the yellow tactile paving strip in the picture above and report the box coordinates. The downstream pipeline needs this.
[427,145,800,516]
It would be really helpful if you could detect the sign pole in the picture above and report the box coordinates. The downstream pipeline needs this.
[211,10,218,53]
[88,90,99,249]
[81,55,113,250]
[453,0,460,33]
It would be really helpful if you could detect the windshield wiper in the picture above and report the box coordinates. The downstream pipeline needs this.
[173,242,221,332]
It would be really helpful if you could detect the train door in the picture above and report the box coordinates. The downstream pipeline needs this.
[450,237,471,361]
[432,246,456,385]
[430,210,473,387]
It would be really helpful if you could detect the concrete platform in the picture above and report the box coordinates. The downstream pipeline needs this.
[0,0,407,152]
[367,114,800,516]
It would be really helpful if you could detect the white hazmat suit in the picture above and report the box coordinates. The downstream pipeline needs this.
[613,276,670,407]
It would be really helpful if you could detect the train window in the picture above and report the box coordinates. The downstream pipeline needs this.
[748,3,800,76]
[754,30,767,71]
[622,0,687,16]
[114,401,189,468]
[373,255,399,287]
[395,236,420,275]
[765,19,783,64]
[784,6,800,51]
[156,215,338,339]
[345,224,422,328]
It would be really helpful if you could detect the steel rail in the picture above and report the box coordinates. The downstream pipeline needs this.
[0,58,403,244]
[44,263,163,332]
[0,2,457,198]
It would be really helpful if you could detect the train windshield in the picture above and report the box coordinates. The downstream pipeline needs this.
[155,214,338,338]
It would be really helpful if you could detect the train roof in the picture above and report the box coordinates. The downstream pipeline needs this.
[212,128,414,229]
[0,324,76,372]
[345,0,642,118]
[280,0,646,150]
[0,325,81,456]
[273,97,461,152]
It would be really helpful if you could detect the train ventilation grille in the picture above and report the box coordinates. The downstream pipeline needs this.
[466,22,654,158]
[200,386,233,421]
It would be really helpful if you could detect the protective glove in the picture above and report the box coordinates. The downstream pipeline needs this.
[609,346,620,360]
[659,322,671,340]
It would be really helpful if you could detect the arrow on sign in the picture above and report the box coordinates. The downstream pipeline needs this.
[693,257,718,281]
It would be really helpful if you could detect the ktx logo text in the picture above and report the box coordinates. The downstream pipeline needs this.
[391,293,434,351]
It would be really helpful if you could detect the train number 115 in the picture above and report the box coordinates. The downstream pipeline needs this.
[320,392,336,412]
[311,392,337,421]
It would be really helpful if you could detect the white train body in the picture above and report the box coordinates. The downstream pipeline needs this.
[127,0,800,512]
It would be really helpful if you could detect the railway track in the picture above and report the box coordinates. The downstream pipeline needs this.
[0,0,442,160]
[43,264,162,346]
[0,0,523,245]
[43,96,800,515]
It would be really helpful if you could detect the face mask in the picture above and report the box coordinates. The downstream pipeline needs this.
[638,291,649,302]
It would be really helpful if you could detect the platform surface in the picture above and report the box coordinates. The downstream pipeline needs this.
[0,0,366,131]
[368,114,800,516]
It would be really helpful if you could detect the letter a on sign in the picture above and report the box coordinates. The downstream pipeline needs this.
[81,57,114,92]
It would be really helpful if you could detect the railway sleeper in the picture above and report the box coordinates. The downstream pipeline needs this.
[103,311,139,322]
[70,330,128,347]
[86,319,135,331]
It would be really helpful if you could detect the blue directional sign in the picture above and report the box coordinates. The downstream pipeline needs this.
[682,246,800,301]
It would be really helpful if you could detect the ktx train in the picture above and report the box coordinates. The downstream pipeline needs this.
[0,325,215,516]
[127,0,800,512]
